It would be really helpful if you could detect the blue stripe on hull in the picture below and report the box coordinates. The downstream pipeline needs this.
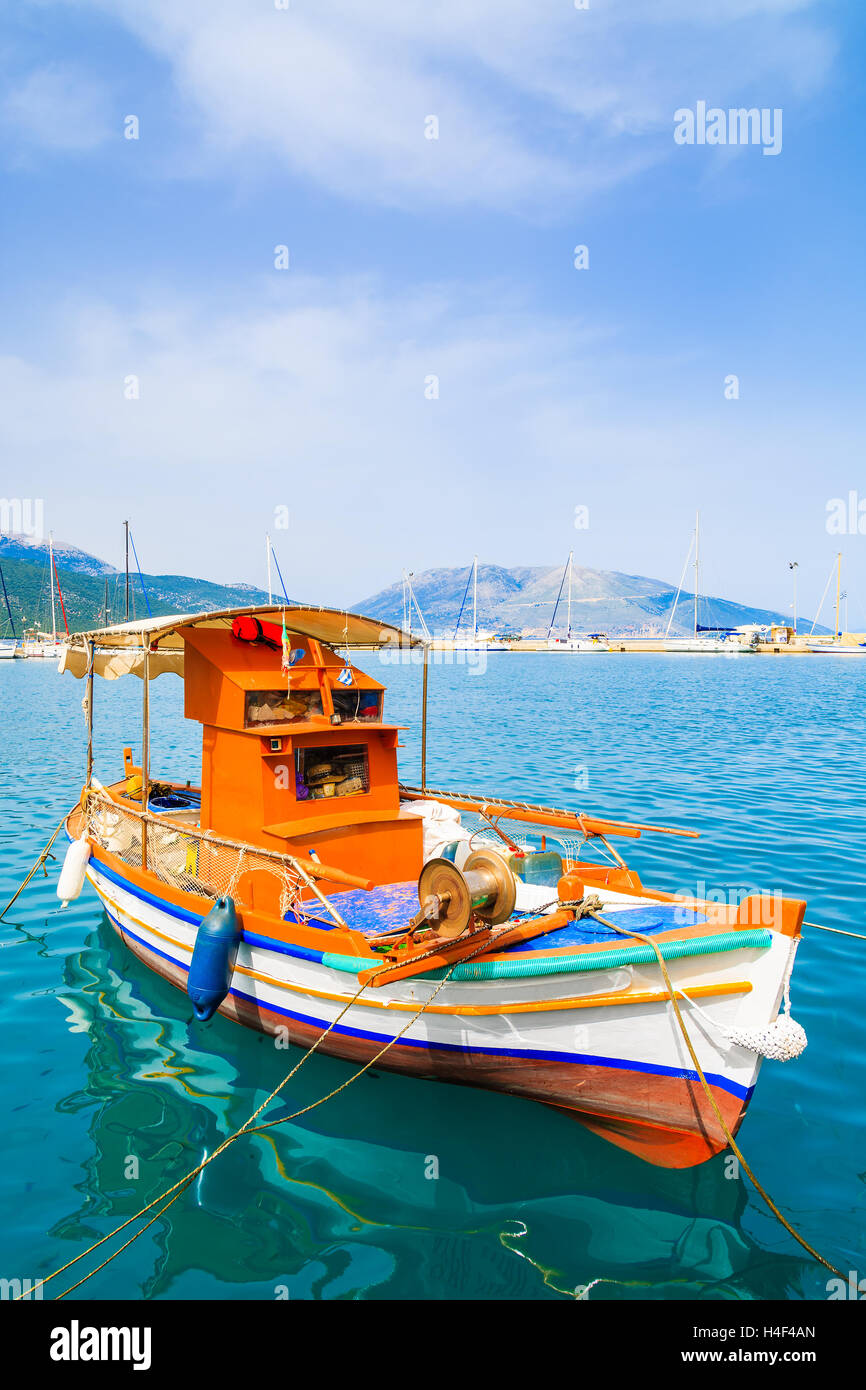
[90,854,326,962]
[100,899,754,1104]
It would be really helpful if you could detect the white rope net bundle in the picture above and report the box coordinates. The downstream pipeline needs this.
[681,939,807,1061]
[721,987,808,1061]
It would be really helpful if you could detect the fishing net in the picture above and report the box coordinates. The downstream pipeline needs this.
[83,789,314,922]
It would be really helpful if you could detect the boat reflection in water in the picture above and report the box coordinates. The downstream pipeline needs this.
[50,916,805,1300]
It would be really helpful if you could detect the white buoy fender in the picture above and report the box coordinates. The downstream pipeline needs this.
[57,836,91,906]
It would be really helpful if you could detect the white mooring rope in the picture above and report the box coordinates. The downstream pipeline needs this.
[679,937,807,1061]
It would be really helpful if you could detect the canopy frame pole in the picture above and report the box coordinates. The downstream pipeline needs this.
[421,643,429,792]
[141,646,150,869]
[85,640,95,788]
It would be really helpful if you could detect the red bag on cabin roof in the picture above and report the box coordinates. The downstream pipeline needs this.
[232,615,282,649]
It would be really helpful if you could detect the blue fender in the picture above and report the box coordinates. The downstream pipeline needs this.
[187,896,241,1021]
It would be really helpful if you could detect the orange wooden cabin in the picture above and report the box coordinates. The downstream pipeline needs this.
[184,616,423,892]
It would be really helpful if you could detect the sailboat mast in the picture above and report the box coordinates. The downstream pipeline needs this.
[51,542,69,637]
[266,533,273,605]
[693,511,700,639]
[404,572,431,642]
[835,551,842,637]
[472,555,478,642]
[49,534,57,642]
[0,565,16,638]
[566,550,573,639]
[124,520,130,621]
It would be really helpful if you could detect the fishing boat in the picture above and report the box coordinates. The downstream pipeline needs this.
[57,605,807,1169]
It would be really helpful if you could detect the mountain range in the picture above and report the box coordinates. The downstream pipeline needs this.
[355,562,805,637]
[0,535,272,633]
[0,535,810,637]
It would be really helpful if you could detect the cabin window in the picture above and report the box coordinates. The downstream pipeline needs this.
[330,688,382,722]
[245,688,323,727]
[295,744,369,800]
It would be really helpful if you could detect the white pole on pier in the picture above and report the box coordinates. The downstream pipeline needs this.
[693,511,700,639]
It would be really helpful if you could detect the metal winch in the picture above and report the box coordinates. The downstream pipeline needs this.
[414,849,517,938]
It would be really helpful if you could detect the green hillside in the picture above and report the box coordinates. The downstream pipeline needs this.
[0,556,272,636]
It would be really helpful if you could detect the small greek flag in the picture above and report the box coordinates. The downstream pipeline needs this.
[337,665,354,686]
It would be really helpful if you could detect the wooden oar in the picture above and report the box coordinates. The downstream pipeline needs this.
[361,906,577,987]
[359,927,494,987]
[398,785,699,840]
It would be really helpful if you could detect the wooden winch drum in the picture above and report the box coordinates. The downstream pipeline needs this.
[417,849,517,937]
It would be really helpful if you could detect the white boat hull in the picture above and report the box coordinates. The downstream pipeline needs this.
[83,851,798,1167]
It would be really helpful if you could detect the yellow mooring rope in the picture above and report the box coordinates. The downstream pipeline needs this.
[0,815,66,922]
[586,904,845,1280]
[20,924,501,1300]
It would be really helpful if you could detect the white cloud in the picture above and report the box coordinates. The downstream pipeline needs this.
[0,277,641,599]
[0,275,853,609]
[61,0,835,209]
[2,63,112,153]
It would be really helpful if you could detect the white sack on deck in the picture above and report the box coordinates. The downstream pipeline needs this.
[399,799,473,863]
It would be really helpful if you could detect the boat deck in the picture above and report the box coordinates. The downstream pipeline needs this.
[287,878,709,952]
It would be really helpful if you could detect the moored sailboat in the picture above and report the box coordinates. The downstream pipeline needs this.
[664,514,748,653]
[805,552,866,654]
[433,558,509,651]
[21,535,68,658]
[546,551,609,651]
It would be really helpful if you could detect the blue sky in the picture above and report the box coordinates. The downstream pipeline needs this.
[1,0,865,621]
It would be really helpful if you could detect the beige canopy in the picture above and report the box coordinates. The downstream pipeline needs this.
[60,604,426,680]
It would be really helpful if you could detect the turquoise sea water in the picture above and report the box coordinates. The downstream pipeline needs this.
[1,652,864,1301]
